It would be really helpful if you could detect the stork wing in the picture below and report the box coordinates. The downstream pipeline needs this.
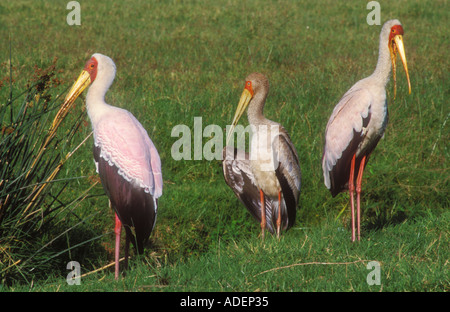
[273,130,301,230]
[222,146,275,234]
[93,144,157,253]
[94,107,163,198]
[322,87,373,196]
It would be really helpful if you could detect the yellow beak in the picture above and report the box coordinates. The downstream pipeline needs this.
[51,70,91,129]
[391,35,411,97]
[64,70,92,106]
[226,88,253,145]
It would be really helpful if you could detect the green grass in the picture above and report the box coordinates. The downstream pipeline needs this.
[1,0,448,291]
[6,211,449,292]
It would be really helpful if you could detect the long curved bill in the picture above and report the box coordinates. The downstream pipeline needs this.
[51,70,91,129]
[226,88,253,145]
[391,35,411,98]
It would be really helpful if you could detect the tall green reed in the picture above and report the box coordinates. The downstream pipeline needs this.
[0,56,94,285]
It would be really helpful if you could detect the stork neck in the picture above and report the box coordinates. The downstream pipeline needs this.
[247,92,269,126]
[85,81,111,125]
[370,34,392,87]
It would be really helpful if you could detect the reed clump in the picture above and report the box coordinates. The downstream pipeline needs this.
[0,57,91,285]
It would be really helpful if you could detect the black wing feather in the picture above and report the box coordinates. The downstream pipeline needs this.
[222,146,275,234]
[94,144,157,254]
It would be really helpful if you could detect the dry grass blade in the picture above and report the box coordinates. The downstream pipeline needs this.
[20,132,93,220]
[25,90,80,179]
[254,259,375,277]
[80,257,125,278]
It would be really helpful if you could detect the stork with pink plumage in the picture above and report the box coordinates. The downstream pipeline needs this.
[322,20,411,242]
[64,53,163,279]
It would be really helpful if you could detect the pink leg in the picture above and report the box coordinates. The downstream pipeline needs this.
[348,154,356,242]
[356,155,367,241]
[114,213,122,280]
[276,191,282,239]
[260,189,266,241]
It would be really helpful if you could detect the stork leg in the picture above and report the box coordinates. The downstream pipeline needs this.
[276,191,282,239]
[260,189,266,241]
[356,155,367,241]
[114,213,122,280]
[348,154,356,242]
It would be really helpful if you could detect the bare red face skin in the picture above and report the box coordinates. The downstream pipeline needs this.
[245,81,254,96]
[389,25,404,42]
[84,57,98,82]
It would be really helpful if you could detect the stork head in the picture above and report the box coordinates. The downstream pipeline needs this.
[226,72,269,145]
[383,19,411,97]
[64,53,116,107]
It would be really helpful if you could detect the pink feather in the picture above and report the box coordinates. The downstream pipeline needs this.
[94,107,163,198]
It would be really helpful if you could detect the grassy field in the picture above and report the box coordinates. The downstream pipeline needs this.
[0,0,448,292]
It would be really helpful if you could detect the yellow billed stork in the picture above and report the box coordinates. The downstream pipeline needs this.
[63,53,163,278]
[223,73,301,239]
[322,19,411,241]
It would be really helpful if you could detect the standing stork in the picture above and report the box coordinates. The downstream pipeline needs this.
[63,53,163,279]
[322,20,411,241]
[223,73,301,239]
